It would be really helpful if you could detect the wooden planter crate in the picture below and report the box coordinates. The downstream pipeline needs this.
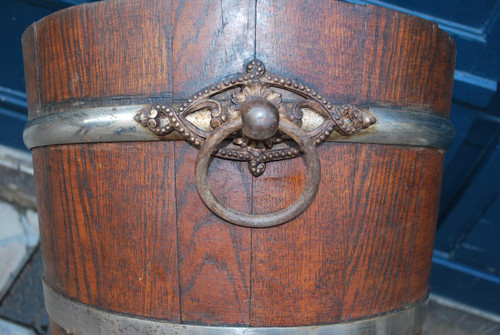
[22,1,455,334]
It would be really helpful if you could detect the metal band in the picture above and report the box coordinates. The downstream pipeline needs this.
[44,282,427,335]
[24,104,453,150]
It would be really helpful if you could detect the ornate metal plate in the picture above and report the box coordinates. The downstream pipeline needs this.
[135,59,376,176]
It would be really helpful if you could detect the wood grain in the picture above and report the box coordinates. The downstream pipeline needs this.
[175,143,252,325]
[256,0,368,107]
[35,4,89,106]
[86,0,172,99]
[251,144,345,326]
[35,142,444,329]
[361,7,456,117]
[34,142,180,320]
[407,150,445,302]
[250,143,444,325]
[256,0,455,118]
[34,0,172,107]
[23,0,455,331]
[171,0,255,97]
[341,144,427,320]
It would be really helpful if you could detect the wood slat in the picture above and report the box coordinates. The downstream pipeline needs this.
[86,0,172,99]
[175,143,252,325]
[250,144,444,324]
[341,144,427,320]
[36,142,180,320]
[407,149,445,303]
[35,4,90,105]
[171,0,255,97]
[250,144,346,326]
[256,0,455,118]
[361,7,455,118]
[256,0,368,106]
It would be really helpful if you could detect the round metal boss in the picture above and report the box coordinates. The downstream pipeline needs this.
[241,98,280,140]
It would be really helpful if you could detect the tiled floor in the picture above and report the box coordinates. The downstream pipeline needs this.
[0,200,38,300]
[424,299,500,335]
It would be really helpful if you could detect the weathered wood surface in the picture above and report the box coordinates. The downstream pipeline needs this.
[22,0,454,119]
[35,142,444,327]
[23,0,454,331]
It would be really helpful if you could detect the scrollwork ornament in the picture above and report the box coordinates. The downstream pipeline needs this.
[135,59,376,176]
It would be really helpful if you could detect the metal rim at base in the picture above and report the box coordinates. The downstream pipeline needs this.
[44,282,427,335]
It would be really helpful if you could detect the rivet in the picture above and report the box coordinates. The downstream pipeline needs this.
[179,107,184,112]
[148,109,158,118]
[184,132,190,137]
[179,127,185,133]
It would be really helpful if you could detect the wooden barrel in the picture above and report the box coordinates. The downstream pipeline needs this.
[22,1,455,334]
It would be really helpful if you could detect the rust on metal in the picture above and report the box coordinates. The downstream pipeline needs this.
[134,59,376,177]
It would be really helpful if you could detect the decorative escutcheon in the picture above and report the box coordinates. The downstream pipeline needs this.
[135,60,376,227]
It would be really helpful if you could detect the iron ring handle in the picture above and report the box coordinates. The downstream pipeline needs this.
[195,117,321,228]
